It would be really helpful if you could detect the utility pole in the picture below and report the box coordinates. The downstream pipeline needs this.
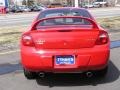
[115,0,118,6]
[103,0,104,7]
[26,0,28,7]
[87,0,89,8]
[75,0,79,7]
[14,0,17,8]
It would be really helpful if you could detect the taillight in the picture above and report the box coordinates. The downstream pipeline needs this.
[96,31,109,45]
[22,34,34,46]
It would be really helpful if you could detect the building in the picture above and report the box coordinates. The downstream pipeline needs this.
[0,0,9,7]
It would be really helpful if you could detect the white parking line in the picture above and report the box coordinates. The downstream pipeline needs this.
[109,32,120,36]
[0,50,20,55]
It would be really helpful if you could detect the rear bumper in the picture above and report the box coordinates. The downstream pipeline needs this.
[21,45,110,73]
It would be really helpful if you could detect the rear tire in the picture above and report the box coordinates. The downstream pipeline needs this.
[94,66,108,77]
[23,69,37,79]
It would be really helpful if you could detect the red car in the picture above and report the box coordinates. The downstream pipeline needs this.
[20,7,110,79]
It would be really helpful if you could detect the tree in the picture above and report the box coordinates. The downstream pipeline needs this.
[22,0,34,6]
[27,0,34,6]
[22,0,27,5]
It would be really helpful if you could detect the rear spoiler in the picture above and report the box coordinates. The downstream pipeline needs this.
[30,16,99,30]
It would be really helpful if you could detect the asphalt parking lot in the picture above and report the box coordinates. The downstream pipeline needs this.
[0,46,120,90]
[0,31,120,90]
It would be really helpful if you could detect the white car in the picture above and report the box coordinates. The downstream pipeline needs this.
[84,4,94,8]
[19,6,31,12]
[93,1,108,7]
[94,1,107,5]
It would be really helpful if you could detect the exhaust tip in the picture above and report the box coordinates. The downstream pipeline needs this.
[39,72,45,78]
[86,72,93,77]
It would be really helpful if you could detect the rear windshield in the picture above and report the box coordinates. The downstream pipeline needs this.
[38,8,92,19]
[36,8,93,29]
[37,17,92,26]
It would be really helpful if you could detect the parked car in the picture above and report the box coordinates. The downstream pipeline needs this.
[83,4,94,8]
[30,5,46,12]
[21,7,110,79]
[9,6,23,13]
[83,3,100,8]
[93,1,108,7]
[93,3,100,8]
[19,6,31,12]
[36,5,46,11]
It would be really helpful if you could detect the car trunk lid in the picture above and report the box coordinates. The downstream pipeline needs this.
[30,27,99,49]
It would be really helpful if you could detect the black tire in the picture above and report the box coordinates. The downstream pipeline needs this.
[94,66,108,77]
[23,69,37,79]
